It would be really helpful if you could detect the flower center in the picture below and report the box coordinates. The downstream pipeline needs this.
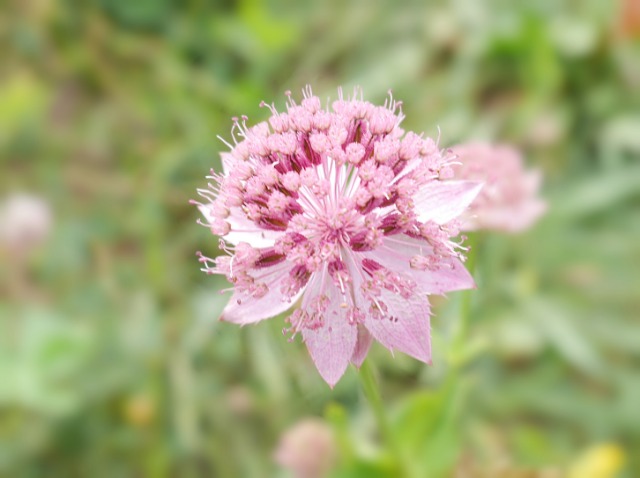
[317,208,360,245]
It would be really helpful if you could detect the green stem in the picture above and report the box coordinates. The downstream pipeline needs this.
[452,232,480,366]
[460,233,478,337]
[359,360,392,444]
[358,360,411,477]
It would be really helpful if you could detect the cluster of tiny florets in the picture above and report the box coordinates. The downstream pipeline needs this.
[192,86,480,384]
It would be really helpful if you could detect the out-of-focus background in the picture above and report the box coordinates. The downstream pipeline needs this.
[1,0,639,477]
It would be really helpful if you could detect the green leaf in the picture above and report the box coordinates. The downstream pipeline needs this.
[551,166,640,220]
[390,378,463,477]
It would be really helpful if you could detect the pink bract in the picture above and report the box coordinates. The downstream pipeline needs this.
[194,87,481,386]
[450,143,547,233]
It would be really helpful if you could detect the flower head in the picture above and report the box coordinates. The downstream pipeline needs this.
[274,418,337,478]
[194,87,481,386]
[450,143,546,233]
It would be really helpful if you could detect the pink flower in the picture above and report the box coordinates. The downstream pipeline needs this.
[194,87,481,386]
[450,143,546,233]
[274,418,337,478]
[0,193,52,254]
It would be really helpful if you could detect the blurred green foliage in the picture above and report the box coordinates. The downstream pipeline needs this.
[1,0,639,476]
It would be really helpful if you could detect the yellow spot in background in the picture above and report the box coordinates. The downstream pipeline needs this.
[568,443,625,478]
[123,394,156,427]
[0,73,47,125]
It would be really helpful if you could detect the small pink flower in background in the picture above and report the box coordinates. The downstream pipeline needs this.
[194,87,481,386]
[450,143,546,233]
[274,418,337,478]
[0,193,52,254]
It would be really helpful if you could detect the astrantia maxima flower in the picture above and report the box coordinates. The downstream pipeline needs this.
[194,87,481,386]
[450,143,546,233]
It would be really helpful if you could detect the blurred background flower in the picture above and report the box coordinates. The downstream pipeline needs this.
[274,418,337,478]
[1,0,638,476]
[0,193,52,254]
[450,143,546,233]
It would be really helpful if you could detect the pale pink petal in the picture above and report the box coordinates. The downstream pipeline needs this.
[220,288,300,324]
[365,235,475,295]
[225,207,284,246]
[220,152,235,175]
[521,199,547,226]
[197,204,212,219]
[220,261,303,324]
[350,325,373,367]
[392,156,421,182]
[474,199,546,233]
[363,288,432,363]
[198,204,282,247]
[522,170,543,196]
[413,180,482,224]
[302,272,357,387]
[345,252,431,362]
